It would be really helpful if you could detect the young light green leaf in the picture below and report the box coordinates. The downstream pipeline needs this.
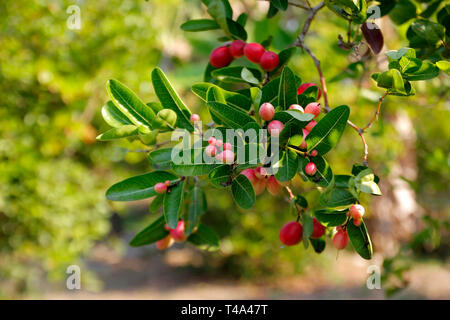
[207,0,231,37]
[241,67,260,85]
[354,168,382,195]
[96,125,139,141]
[164,180,185,229]
[231,174,255,209]
[151,67,194,132]
[306,105,350,155]
[347,218,373,260]
[106,171,178,201]
[107,79,156,128]
[102,101,134,128]
[129,215,168,247]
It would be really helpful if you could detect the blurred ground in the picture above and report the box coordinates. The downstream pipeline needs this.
[41,241,450,300]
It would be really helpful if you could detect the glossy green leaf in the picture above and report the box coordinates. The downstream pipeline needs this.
[314,209,348,227]
[192,82,252,111]
[306,105,350,155]
[302,212,313,248]
[241,67,260,85]
[354,168,382,195]
[149,194,165,212]
[107,79,156,128]
[231,174,255,209]
[106,171,178,201]
[208,101,256,129]
[151,67,194,132]
[206,0,231,37]
[164,180,185,229]
[101,101,134,128]
[320,188,357,207]
[148,148,173,170]
[347,219,373,260]
[187,224,220,251]
[172,163,218,176]
[278,67,298,110]
[96,125,139,141]
[310,238,326,253]
[180,19,220,32]
[274,149,299,182]
[129,216,168,247]
[227,18,247,40]
[404,62,440,81]
[211,66,262,84]
[209,164,232,187]
[270,0,288,11]
[186,187,207,234]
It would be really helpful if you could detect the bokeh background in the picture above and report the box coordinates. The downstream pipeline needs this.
[0,0,448,299]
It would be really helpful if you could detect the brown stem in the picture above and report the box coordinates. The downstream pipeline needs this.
[362,92,388,131]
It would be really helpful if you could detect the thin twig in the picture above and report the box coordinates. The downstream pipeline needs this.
[362,92,388,131]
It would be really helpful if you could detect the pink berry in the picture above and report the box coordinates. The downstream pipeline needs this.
[154,182,167,194]
[266,176,282,196]
[209,46,233,68]
[310,218,325,239]
[310,150,318,157]
[208,136,216,145]
[259,102,275,121]
[156,235,174,250]
[333,230,349,250]
[190,113,201,122]
[165,180,171,186]
[305,120,317,132]
[223,142,232,150]
[216,150,235,164]
[215,139,223,147]
[305,102,321,118]
[349,204,365,220]
[170,220,187,242]
[297,83,322,100]
[240,169,257,184]
[243,43,265,63]
[267,120,284,137]
[280,221,303,246]
[289,104,304,112]
[353,218,362,227]
[229,40,246,58]
[253,178,266,195]
[260,51,280,71]
[305,162,317,176]
[205,144,217,157]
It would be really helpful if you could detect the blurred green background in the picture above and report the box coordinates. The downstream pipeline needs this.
[0,0,448,299]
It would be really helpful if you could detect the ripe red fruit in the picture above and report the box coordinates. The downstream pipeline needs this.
[280,221,303,246]
[305,162,317,176]
[297,83,322,100]
[190,113,201,122]
[154,182,168,194]
[156,235,174,250]
[266,175,282,196]
[205,144,217,157]
[209,46,233,68]
[310,218,326,239]
[240,168,257,184]
[349,204,365,220]
[229,40,246,58]
[305,120,317,132]
[353,218,362,227]
[243,43,265,63]
[253,178,266,195]
[259,102,275,121]
[254,167,267,179]
[170,220,187,242]
[165,180,171,186]
[289,104,304,112]
[267,120,284,137]
[208,136,216,145]
[310,150,318,157]
[305,102,321,118]
[299,130,309,150]
[260,51,280,71]
[216,149,235,164]
[333,229,349,250]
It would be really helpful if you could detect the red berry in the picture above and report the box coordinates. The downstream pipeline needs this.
[216,150,235,164]
[223,142,232,150]
[349,204,365,220]
[305,162,317,176]
[280,221,303,246]
[299,130,308,150]
[243,43,265,63]
[267,120,284,137]
[305,120,317,132]
[229,40,246,58]
[310,218,325,239]
[240,169,257,184]
[259,102,275,121]
[208,136,216,145]
[305,102,321,118]
[333,230,349,250]
[209,46,233,68]
[353,218,362,227]
[310,150,318,157]
[154,182,167,194]
[289,104,304,112]
[190,113,201,122]
[205,144,217,157]
[260,51,280,71]
[253,178,266,195]
[170,220,187,242]
[297,83,322,100]
[156,235,174,250]
[266,175,282,196]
